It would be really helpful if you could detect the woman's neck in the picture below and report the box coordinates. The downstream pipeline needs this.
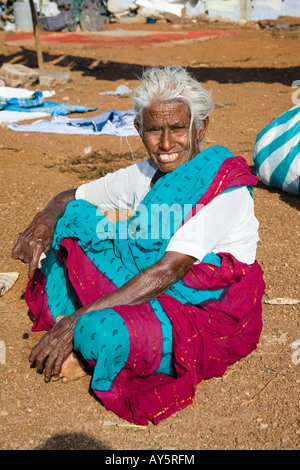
[150,169,167,188]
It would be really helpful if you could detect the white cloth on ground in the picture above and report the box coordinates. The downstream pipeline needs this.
[0,87,55,124]
[7,110,139,136]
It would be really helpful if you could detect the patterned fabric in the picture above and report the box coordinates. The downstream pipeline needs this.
[0,90,97,116]
[0,272,19,296]
[25,146,264,425]
[253,104,300,195]
[0,90,44,109]
[74,309,131,391]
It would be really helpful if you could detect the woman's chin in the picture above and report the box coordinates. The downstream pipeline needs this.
[156,155,192,172]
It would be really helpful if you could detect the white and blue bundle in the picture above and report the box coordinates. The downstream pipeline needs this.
[253,104,300,196]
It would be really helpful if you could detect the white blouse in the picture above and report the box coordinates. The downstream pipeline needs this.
[75,159,259,264]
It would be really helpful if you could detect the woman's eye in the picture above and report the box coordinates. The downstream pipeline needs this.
[147,128,160,132]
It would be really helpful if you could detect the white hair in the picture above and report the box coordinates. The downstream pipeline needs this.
[134,66,214,135]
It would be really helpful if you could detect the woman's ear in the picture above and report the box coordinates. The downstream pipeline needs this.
[197,118,209,143]
[134,119,141,135]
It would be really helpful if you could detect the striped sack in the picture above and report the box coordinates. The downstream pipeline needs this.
[253,104,300,195]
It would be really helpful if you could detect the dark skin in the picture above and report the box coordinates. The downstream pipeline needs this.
[27,252,196,382]
[12,101,208,382]
[12,189,76,279]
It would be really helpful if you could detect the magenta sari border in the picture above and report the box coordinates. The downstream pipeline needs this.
[24,270,55,332]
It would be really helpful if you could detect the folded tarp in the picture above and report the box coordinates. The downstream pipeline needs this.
[7,109,139,136]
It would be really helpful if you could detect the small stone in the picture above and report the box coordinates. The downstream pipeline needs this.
[0,63,39,87]
[36,69,72,86]
[260,423,268,429]
[102,420,116,426]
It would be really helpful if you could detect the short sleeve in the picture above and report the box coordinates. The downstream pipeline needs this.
[75,159,156,210]
[166,187,259,264]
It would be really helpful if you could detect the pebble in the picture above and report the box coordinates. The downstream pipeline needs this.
[260,423,268,429]
[102,420,116,426]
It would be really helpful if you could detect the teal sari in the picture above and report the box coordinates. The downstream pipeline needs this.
[25,145,264,425]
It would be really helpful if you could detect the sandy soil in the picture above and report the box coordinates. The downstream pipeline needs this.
[0,20,299,451]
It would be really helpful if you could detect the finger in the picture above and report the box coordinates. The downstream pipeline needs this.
[38,252,47,269]
[43,243,51,255]
[28,336,47,364]
[28,265,37,280]
[28,243,45,279]
[12,239,27,260]
[28,343,42,364]
[12,233,27,256]
[50,356,65,382]
[12,244,32,264]
[34,350,49,375]
[12,242,20,259]
[44,352,61,383]
[51,375,61,382]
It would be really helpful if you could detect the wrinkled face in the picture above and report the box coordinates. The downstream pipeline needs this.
[138,101,207,173]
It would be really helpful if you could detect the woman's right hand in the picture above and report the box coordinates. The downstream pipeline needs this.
[12,189,76,279]
[12,211,55,279]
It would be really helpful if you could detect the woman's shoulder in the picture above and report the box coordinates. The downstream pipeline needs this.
[130,158,156,174]
[117,158,156,181]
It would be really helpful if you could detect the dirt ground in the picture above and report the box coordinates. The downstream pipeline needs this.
[0,20,299,451]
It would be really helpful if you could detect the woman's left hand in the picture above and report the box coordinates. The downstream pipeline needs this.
[29,313,80,382]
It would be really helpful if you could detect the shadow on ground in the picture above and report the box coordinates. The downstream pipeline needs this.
[256,180,300,210]
[1,47,299,85]
[34,432,110,450]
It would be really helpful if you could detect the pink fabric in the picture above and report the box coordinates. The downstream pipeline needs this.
[25,271,54,331]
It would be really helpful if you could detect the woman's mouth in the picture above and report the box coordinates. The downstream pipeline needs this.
[157,150,185,163]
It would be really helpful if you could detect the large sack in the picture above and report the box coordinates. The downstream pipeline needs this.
[253,104,300,196]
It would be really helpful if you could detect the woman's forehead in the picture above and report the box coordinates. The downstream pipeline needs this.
[143,101,191,124]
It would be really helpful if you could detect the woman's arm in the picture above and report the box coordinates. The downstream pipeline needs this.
[85,250,195,310]
[29,250,196,382]
[12,189,76,278]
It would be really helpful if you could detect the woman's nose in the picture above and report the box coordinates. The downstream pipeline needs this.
[159,129,174,151]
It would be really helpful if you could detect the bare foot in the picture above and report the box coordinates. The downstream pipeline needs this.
[52,351,88,383]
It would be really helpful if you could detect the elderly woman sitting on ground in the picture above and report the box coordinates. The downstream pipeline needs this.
[12,66,265,425]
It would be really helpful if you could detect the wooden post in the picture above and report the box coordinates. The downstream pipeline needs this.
[28,0,44,69]
[240,0,252,21]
